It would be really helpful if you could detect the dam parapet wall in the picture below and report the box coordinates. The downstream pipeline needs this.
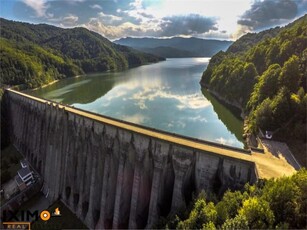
[3,89,257,229]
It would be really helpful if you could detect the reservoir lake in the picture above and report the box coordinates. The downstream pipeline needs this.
[30,58,244,148]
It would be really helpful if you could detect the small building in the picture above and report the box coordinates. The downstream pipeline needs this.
[15,175,26,191]
[20,159,28,168]
[17,167,34,186]
[15,160,34,190]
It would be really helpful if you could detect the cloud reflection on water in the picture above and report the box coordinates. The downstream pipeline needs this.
[121,113,149,124]
[32,58,244,148]
[215,137,236,146]
[129,86,211,110]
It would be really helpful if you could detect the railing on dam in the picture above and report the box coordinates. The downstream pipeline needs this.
[2,89,261,229]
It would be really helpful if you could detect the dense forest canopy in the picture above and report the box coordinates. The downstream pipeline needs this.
[159,169,307,229]
[201,15,307,148]
[0,18,164,89]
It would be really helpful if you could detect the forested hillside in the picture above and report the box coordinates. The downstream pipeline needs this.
[115,37,232,58]
[160,169,307,229]
[135,46,197,58]
[0,18,164,89]
[201,15,307,158]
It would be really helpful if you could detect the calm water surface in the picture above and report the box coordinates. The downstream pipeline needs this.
[30,58,244,148]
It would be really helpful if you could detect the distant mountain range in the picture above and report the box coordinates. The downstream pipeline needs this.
[0,18,164,89]
[114,37,233,58]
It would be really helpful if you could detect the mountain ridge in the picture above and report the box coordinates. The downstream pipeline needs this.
[0,18,164,89]
[114,37,232,58]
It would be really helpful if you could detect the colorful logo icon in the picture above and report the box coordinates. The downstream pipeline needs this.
[40,210,51,221]
[52,207,61,217]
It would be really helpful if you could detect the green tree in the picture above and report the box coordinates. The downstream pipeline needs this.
[279,55,301,92]
[248,64,281,109]
[241,62,258,105]
[253,98,274,130]
[221,214,249,230]
[215,190,244,224]
[202,221,216,230]
[177,199,217,229]
[279,40,292,64]
[270,87,291,125]
[162,169,307,229]
[265,39,280,66]
[246,44,267,74]
[291,169,307,228]
[238,197,275,229]
[262,173,304,228]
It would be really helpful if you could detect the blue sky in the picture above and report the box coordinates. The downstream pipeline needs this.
[0,0,306,40]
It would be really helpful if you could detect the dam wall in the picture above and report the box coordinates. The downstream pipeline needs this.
[3,89,257,229]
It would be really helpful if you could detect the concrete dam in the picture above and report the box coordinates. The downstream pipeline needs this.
[3,89,268,229]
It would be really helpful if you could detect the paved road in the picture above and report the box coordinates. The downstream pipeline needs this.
[260,139,301,170]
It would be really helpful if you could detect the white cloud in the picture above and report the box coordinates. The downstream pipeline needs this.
[238,0,298,30]
[136,100,148,110]
[174,94,211,110]
[188,115,208,123]
[159,14,217,37]
[98,11,122,23]
[65,0,86,4]
[82,18,158,39]
[90,4,103,10]
[215,137,235,146]
[41,0,251,39]
[129,0,251,36]
[177,121,186,128]
[82,18,118,38]
[129,86,211,110]
[60,14,79,27]
[134,0,258,39]
[167,123,174,128]
[126,0,147,19]
[103,87,128,101]
[121,113,148,124]
[167,120,186,129]
[13,0,307,40]
[23,0,47,17]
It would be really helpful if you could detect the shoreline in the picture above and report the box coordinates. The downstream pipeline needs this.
[27,75,85,92]
[200,82,260,147]
[27,79,59,92]
[27,59,165,92]
[200,82,245,119]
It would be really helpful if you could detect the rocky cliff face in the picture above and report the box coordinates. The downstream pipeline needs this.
[4,90,257,229]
